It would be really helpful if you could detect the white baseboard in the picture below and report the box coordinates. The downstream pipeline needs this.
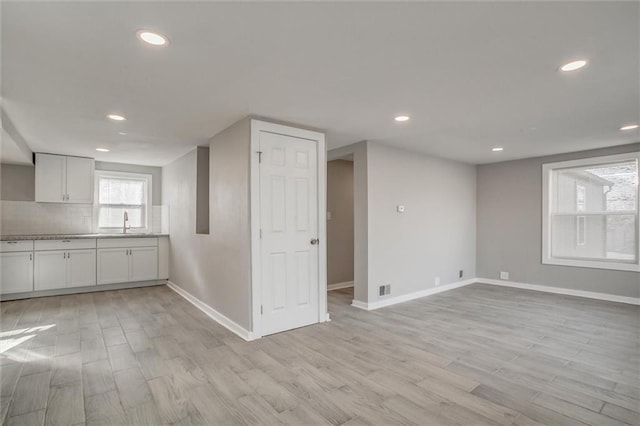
[328,281,354,291]
[166,281,256,341]
[477,278,640,306]
[351,278,476,311]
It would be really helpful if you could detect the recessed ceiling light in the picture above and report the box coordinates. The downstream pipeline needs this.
[559,60,587,72]
[96,148,110,152]
[395,115,410,122]
[118,132,128,135]
[136,30,169,46]
[620,124,639,131]
[107,114,126,121]
[492,147,504,152]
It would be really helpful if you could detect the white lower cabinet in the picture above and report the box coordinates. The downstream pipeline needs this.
[130,247,158,282]
[97,239,159,284]
[34,249,97,291]
[2,237,163,297]
[0,252,34,294]
[34,250,68,291]
[68,249,97,287]
[97,248,130,284]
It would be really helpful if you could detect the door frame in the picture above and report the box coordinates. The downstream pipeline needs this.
[250,119,329,339]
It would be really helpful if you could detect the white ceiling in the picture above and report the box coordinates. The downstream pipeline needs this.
[2,1,638,166]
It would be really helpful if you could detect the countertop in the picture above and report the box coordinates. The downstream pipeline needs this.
[1,233,169,241]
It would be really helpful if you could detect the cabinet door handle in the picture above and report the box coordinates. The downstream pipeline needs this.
[67,252,70,259]
[29,254,32,261]
[6,241,18,244]
[63,252,66,259]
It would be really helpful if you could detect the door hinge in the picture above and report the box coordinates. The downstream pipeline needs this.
[257,151,263,163]
[260,305,263,315]
[259,229,262,239]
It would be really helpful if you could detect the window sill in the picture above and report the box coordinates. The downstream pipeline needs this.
[543,258,640,272]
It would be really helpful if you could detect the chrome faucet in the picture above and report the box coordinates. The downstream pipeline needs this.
[123,211,130,234]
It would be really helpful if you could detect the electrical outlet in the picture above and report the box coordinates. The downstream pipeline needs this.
[379,285,385,296]
[434,277,440,286]
[459,269,464,278]
[327,211,332,220]
[500,271,509,280]
[397,205,405,213]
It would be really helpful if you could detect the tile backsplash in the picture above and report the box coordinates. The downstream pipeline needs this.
[0,201,169,236]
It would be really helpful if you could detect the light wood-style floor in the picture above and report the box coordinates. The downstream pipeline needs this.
[1,284,638,425]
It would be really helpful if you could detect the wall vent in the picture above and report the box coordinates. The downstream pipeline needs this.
[379,284,391,296]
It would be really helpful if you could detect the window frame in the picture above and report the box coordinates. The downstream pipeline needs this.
[94,170,153,234]
[542,152,640,272]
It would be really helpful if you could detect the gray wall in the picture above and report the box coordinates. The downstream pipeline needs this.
[162,118,252,331]
[367,142,477,303]
[328,142,369,303]
[95,161,162,204]
[195,147,210,234]
[0,164,34,201]
[477,143,640,298]
[327,160,354,285]
[0,161,162,203]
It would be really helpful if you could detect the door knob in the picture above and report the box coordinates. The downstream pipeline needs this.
[310,238,319,245]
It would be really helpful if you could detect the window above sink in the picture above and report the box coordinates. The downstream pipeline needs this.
[95,170,152,234]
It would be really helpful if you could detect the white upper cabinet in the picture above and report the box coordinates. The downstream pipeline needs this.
[66,156,95,203]
[35,153,94,203]
[35,153,67,203]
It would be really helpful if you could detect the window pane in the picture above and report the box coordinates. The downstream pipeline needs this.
[99,178,145,205]
[552,160,638,214]
[551,214,636,262]
[99,207,144,228]
[607,214,637,260]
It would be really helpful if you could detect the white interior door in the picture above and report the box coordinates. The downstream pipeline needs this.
[260,131,319,336]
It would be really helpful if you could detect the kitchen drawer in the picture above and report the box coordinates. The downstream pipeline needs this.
[97,237,158,249]
[0,240,34,253]
[34,239,97,251]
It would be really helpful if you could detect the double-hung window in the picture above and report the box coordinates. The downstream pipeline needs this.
[95,171,152,233]
[542,152,639,272]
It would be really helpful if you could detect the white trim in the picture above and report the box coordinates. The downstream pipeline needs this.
[348,277,640,310]
[542,152,640,272]
[477,278,640,306]
[350,279,476,310]
[250,121,262,338]
[541,257,640,272]
[94,169,153,234]
[166,281,256,341]
[328,281,354,291]
[249,119,328,339]
[1,280,165,301]
[350,300,369,310]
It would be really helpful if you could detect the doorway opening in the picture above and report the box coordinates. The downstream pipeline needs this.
[326,156,354,308]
